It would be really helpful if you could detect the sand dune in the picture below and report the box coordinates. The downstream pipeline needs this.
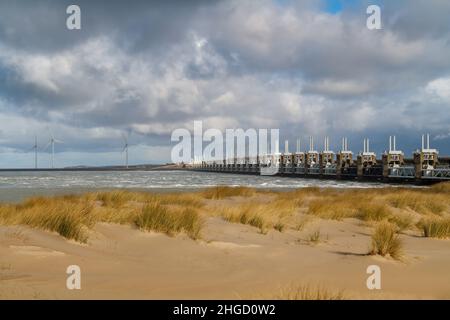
[1,213,449,299]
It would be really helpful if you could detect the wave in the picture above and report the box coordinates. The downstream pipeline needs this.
[0,170,400,190]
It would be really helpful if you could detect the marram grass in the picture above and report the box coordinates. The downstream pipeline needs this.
[201,186,255,199]
[418,217,450,239]
[0,182,449,242]
[135,202,203,240]
[219,200,295,234]
[274,284,346,300]
[0,190,205,242]
[369,221,403,260]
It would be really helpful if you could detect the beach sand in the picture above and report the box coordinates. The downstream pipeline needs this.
[1,192,449,299]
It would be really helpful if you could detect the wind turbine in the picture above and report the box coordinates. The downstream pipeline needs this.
[121,133,129,169]
[30,135,38,169]
[43,132,63,169]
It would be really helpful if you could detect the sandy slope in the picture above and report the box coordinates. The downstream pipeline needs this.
[1,215,450,299]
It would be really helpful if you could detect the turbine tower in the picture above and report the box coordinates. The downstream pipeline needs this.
[121,133,129,169]
[31,135,38,169]
[43,132,63,169]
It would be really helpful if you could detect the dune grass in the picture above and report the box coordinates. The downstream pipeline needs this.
[369,221,403,260]
[273,221,286,232]
[304,184,450,233]
[201,186,255,199]
[357,203,392,222]
[386,192,448,215]
[307,198,357,220]
[385,182,450,215]
[418,217,450,239]
[94,190,204,208]
[294,216,313,231]
[222,207,268,233]
[219,199,296,233]
[0,190,205,242]
[388,212,415,231]
[135,202,203,239]
[274,284,346,300]
[430,182,450,193]
[308,229,321,244]
[95,190,138,208]
[274,189,310,207]
[0,199,95,242]
[1,183,449,243]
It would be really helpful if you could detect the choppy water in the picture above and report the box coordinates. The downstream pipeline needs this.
[0,170,389,189]
[0,170,393,202]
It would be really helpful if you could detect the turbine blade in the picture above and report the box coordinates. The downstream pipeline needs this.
[121,132,129,143]
[42,141,52,151]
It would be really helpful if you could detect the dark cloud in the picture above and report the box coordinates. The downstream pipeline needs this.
[0,0,449,166]
[381,0,450,41]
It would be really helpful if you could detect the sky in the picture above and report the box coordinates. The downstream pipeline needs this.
[0,0,449,168]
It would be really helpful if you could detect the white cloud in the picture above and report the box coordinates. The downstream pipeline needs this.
[426,77,450,100]
[303,80,372,96]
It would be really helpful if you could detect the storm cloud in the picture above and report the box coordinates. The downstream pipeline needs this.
[0,0,449,167]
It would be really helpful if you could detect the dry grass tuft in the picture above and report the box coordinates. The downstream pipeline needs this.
[389,213,415,232]
[273,221,286,232]
[308,229,321,244]
[93,190,204,208]
[369,221,403,260]
[357,203,392,222]
[201,186,255,199]
[222,207,268,234]
[294,216,313,231]
[0,190,205,242]
[155,193,204,208]
[219,199,296,233]
[275,189,307,207]
[1,199,94,242]
[274,284,346,300]
[304,187,448,234]
[386,191,448,215]
[135,202,203,240]
[430,182,450,194]
[307,198,358,220]
[418,217,450,239]
[95,190,139,208]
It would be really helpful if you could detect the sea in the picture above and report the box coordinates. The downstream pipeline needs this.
[0,170,402,203]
